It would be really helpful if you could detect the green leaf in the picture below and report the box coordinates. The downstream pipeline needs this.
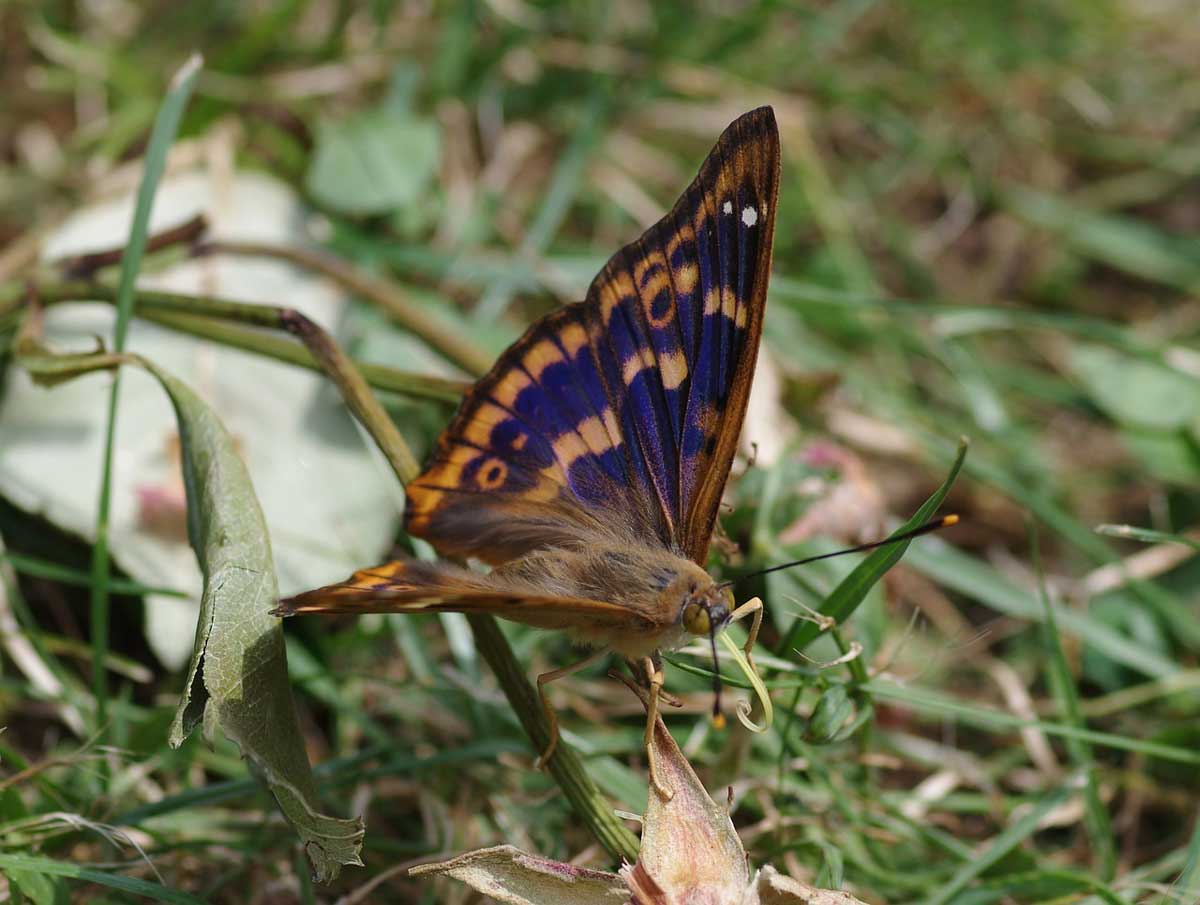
[4,865,62,905]
[146,360,363,881]
[1122,425,1200,484]
[306,110,440,215]
[805,683,854,743]
[1070,344,1200,430]
[781,438,968,654]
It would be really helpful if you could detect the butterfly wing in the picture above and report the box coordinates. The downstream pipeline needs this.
[406,107,780,566]
[586,107,779,562]
[274,558,656,633]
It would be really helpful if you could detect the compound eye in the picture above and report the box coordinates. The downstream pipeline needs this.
[682,602,711,635]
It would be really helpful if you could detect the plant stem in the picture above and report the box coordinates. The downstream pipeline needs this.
[277,309,420,481]
[143,310,468,402]
[466,613,640,862]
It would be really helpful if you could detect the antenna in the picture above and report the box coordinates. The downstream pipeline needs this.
[725,514,958,586]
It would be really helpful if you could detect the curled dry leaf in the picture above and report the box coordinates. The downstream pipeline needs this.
[14,343,364,882]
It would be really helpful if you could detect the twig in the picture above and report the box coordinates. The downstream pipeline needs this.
[54,214,210,279]
[22,280,467,403]
[196,239,496,376]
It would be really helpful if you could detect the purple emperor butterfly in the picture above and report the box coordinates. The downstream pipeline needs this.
[278,107,780,797]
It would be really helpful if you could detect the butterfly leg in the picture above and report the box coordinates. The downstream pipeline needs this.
[533,649,608,769]
[640,655,674,800]
[658,687,685,708]
[728,596,764,673]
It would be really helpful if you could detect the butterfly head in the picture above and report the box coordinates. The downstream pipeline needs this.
[678,579,735,728]
[680,584,732,638]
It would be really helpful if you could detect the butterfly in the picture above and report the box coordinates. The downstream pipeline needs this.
[276,107,780,798]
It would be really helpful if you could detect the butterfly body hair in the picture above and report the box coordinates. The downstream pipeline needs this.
[494,541,726,659]
[275,537,728,661]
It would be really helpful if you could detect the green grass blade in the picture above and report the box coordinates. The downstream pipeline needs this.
[956,449,1200,653]
[923,777,1082,905]
[904,542,1181,677]
[89,53,202,728]
[1033,526,1116,879]
[780,437,967,655]
[865,679,1200,764]
[1167,809,1200,905]
[1095,523,1200,549]
[1,551,189,598]
[975,869,1131,905]
[0,853,208,905]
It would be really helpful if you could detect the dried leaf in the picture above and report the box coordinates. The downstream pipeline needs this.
[756,865,869,905]
[410,845,627,905]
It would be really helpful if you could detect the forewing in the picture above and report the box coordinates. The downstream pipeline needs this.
[406,107,779,566]
[585,106,780,562]
[274,558,655,633]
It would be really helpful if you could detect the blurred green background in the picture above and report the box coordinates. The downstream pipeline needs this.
[1,1,1198,903]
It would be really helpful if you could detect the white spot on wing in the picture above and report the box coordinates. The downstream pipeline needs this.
[742,206,758,227]
[722,200,733,214]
